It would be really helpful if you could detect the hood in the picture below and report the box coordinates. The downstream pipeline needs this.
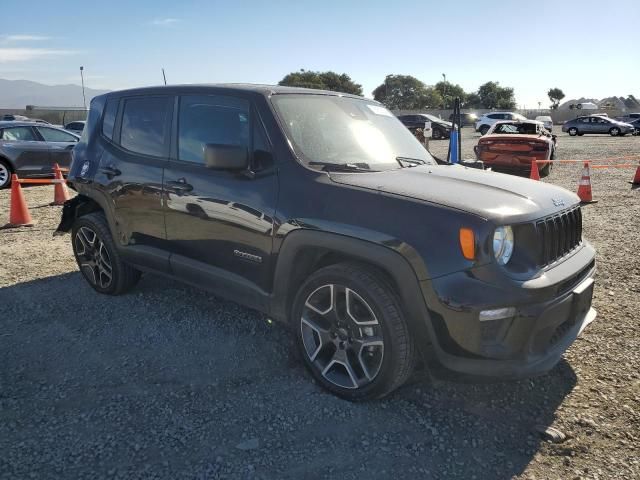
[329,165,579,223]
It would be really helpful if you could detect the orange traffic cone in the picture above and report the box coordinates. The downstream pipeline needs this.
[51,163,70,205]
[577,162,597,204]
[630,163,640,187]
[529,160,540,181]
[2,174,34,228]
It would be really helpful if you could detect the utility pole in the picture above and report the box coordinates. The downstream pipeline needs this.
[79,66,86,111]
[162,68,167,86]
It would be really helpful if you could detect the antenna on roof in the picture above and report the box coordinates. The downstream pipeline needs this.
[162,68,167,86]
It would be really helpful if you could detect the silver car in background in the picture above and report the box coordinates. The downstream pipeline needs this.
[0,121,79,189]
[562,115,635,136]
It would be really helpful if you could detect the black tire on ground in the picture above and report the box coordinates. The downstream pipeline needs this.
[609,127,621,137]
[568,127,578,136]
[432,128,442,140]
[292,262,416,401]
[71,212,141,295]
[0,159,12,189]
[479,125,490,136]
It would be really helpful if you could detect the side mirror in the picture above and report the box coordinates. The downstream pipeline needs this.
[204,143,248,170]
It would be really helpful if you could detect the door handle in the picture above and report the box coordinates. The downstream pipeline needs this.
[100,165,121,177]
[167,178,193,192]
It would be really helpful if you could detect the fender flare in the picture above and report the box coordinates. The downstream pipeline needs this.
[269,229,434,351]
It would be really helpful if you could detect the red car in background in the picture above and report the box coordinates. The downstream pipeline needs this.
[474,120,556,177]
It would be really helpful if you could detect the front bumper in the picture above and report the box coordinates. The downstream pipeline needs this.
[420,242,596,378]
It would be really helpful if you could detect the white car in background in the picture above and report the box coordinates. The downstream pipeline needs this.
[475,112,528,135]
[535,115,553,131]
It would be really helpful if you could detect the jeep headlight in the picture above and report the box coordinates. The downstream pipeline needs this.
[493,226,514,265]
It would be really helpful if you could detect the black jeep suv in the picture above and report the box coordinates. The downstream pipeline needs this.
[57,84,596,400]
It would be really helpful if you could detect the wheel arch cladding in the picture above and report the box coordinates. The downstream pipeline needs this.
[269,230,434,353]
[56,194,104,233]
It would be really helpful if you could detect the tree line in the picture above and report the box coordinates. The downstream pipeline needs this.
[278,70,518,110]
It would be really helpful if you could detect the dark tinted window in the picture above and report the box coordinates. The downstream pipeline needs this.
[487,113,499,119]
[37,127,78,142]
[1,126,36,141]
[120,96,171,157]
[178,95,249,164]
[102,99,118,139]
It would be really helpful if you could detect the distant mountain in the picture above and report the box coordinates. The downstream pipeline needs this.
[0,78,110,109]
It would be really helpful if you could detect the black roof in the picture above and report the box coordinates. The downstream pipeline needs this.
[100,83,368,101]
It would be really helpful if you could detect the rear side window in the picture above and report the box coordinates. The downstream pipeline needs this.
[120,96,172,157]
[37,127,78,142]
[178,95,249,164]
[0,126,36,141]
[487,113,500,119]
[102,99,118,139]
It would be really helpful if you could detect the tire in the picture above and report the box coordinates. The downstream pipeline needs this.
[432,128,442,140]
[292,262,416,401]
[479,125,490,136]
[71,212,141,295]
[609,127,620,136]
[0,159,12,189]
[568,127,578,136]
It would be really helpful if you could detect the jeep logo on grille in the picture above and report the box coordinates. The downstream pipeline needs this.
[552,198,565,207]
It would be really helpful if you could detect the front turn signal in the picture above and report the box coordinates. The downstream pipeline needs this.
[459,228,475,260]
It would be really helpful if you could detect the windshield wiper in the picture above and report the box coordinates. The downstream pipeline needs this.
[396,156,427,168]
[308,161,377,172]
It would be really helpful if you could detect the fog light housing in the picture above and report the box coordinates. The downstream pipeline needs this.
[479,307,516,322]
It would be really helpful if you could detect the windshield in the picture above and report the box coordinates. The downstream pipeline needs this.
[493,122,539,135]
[422,114,445,123]
[271,95,435,170]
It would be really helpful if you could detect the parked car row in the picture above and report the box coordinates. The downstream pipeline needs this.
[0,121,79,188]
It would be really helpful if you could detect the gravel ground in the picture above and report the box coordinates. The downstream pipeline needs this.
[1,131,639,479]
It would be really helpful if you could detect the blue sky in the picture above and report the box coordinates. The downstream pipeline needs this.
[1,0,638,107]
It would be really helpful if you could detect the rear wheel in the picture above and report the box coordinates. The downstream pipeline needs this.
[293,263,416,401]
[71,212,141,295]
[0,160,11,189]
[609,127,621,136]
[568,127,578,136]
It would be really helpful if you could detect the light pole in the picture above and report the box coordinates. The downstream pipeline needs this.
[79,66,86,111]
[442,73,447,109]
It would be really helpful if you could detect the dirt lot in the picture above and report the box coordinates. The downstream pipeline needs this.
[1,130,639,479]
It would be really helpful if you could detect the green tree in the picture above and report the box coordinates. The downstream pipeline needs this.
[464,92,483,109]
[372,75,442,110]
[547,88,565,110]
[434,81,466,108]
[278,69,363,95]
[477,81,516,109]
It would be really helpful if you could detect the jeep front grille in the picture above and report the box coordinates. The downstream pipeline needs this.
[536,206,582,266]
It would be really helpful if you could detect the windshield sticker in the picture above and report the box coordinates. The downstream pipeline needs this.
[367,105,393,117]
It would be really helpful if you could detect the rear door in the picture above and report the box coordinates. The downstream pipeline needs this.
[0,126,50,176]
[93,95,173,271]
[35,126,79,171]
[163,93,278,304]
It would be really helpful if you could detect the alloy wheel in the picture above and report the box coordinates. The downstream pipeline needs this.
[300,284,384,389]
[74,226,113,289]
[0,163,9,188]
[610,128,620,136]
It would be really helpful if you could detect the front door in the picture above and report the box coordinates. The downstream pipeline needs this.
[0,125,50,176]
[163,94,278,302]
[93,95,173,270]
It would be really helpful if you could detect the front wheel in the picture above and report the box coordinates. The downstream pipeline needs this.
[0,160,11,189]
[479,125,490,136]
[609,127,621,136]
[71,212,141,295]
[568,127,578,136]
[293,263,416,401]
